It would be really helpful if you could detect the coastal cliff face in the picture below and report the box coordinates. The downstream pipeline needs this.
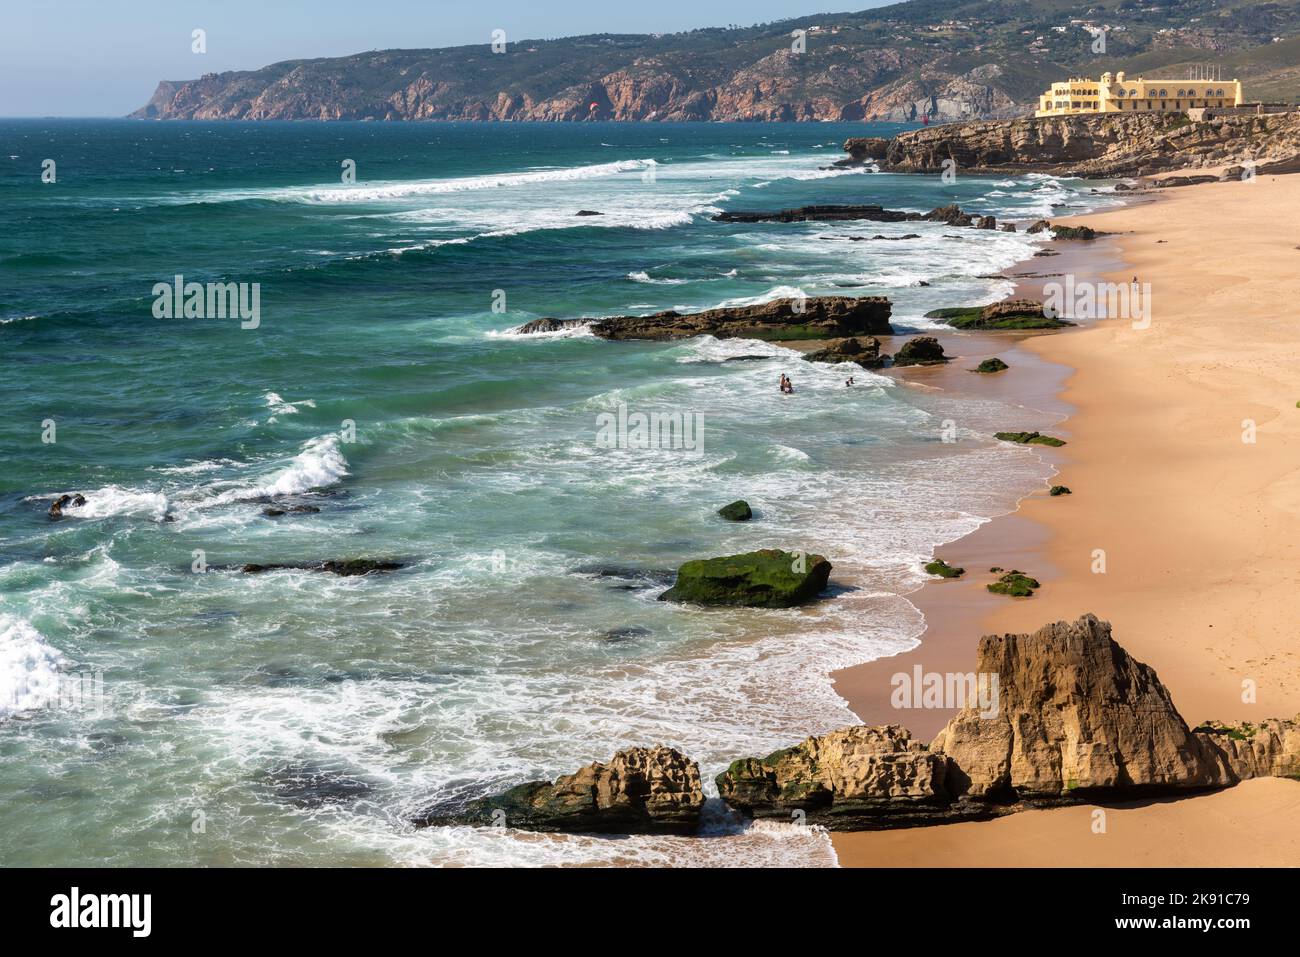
[875,111,1300,176]
[130,1,1300,122]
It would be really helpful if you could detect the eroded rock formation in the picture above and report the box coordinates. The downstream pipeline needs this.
[415,746,705,834]
[515,295,893,342]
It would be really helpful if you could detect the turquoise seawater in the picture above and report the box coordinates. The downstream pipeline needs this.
[1,120,1104,866]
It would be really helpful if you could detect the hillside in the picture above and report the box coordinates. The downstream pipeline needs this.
[133,0,1300,122]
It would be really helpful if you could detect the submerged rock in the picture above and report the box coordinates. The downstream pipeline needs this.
[262,504,322,517]
[892,336,948,367]
[265,762,377,809]
[574,209,604,216]
[658,548,832,608]
[237,559,405,576]
[515,295,893,342]
[995,430,1066,447]
[47,493,87,520]
[717,499,753,521]
[932,614,1236,800]
[801,336,884,369]
[414,746,705,835]
[971,357,1009,373]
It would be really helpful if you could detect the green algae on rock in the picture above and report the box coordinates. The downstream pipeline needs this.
[987,569,1041,597]
[658,548,832,608]
[925,559,965,578]
[995,431,1067,447]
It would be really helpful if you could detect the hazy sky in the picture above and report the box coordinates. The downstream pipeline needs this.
[0,1,890,117]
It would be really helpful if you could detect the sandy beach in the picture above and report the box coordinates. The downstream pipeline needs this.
[833,171,1300,867]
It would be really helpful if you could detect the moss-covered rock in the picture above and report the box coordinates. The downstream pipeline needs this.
[987,570,1041,597]
[717,499,753,521]
[925,559,965,578]
[995,431,1067,447]
[658,548,832,608]
[928,300,1072,330]
[1049,485,1072,496]
[892,336,948,367]
[971,357,1009,374]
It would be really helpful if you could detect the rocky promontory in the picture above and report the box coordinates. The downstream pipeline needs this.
[515,295,893,342]
[865,111,1300,178]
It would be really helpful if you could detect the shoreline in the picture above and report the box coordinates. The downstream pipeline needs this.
[832,170,1300,867]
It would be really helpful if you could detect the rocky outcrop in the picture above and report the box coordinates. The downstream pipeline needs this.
[892,336,948,367]
[48,493,86,520]
[716,726,987,829]
[801,336,884,369]
[714,205,915,224]
[1194,717,1300,781]
[717,500,752,522]
[933,615,1235,799]
[928,300,1072,330]
[875,111,1300,177]
[658,548,832,608]
[415,746,705,835]
[515,295,893,342]
[971,357,1009,373]
[985,569,1040,597]
[713,203,993,229]
[720,615,1247,831]
[839,136,890,164]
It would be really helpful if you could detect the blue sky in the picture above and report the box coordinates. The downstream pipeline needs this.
[0,1,890,116]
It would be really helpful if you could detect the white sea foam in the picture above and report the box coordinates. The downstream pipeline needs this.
[263,391,317,423]
[0,615,64,719]
[627,270,690,284]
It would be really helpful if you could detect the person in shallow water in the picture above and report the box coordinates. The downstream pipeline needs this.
[780,374,794,394]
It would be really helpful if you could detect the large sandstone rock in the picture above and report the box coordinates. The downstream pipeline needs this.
[716,726,986,829]
[414,746,704,835]
[931,614,1235,799]
[658,548,832,608]
[1195,717,1300,781]
[515,296,893,342]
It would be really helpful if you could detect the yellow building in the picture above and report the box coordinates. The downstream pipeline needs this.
[1035,71,1243,116]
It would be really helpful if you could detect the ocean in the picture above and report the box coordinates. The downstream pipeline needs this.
[0,119,1107,866]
